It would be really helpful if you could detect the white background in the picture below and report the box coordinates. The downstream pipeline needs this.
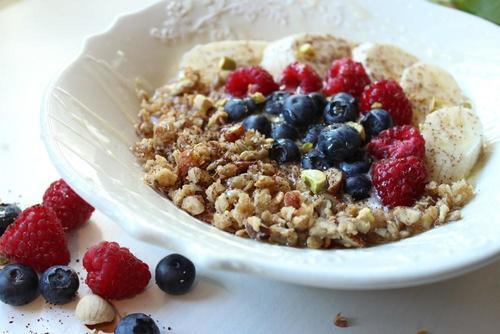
[1,0,500,333]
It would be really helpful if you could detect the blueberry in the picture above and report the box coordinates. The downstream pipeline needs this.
[339,155,372,176]
[361,108,394,140]
[302,124,325,145]
[301,149,332,170]
[323,92,358,124]
[243,97,262,113]
[0,264,39,306]
[224,99,249,121]
[271,122,298,140]
[40,266,79,305]
[0,203,21,236]
[283,94,316,128]
[308,92,327,118]
[242,115,271,137]
[156,254,196,295]
[264,91,291,115]
[269,139,300,164]
[344,174,372,200]
[316,124,361,162]
[115,313,160,334]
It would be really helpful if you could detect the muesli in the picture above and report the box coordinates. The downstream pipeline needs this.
[133,34,482,248]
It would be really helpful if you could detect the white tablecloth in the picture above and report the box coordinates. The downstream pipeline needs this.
[1,1,499,333]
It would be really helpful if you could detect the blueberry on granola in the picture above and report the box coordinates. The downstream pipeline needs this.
[344,174,372,200]
[283,94,316,128]
[271,122,299,140]
[303,124,325,145]
[0,264,39,306]
[317,124,361,162]
[323,92,358,124]
[264,91,291,115]
[339,155,372,176]
[308,92,327,118]
[242,114,271,137]
[301,149,332,171]
[0,203,21,236]
[224,98,250,121]
[361,108,394,140]
[270,138,300,164]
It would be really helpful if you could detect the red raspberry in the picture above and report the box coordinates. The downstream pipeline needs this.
[324,58,371,97]
[359,80,412,125]
[225,66,279,97]
[0,205,70,272]
[367,125,425,160]
[83,241,151,300]
[371,156,427,207]
[43,179,94,231]
[280,62,323,93]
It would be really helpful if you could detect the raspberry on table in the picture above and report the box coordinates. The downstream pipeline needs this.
[359,79,413,125]
[0,204,70,272]
[371,156,427,207]
[367,125,425,160]
[225,66,279,97]
[43,179,94,231]
[324,58,371,98]
[280,62,323,93]
[83,241,151,300]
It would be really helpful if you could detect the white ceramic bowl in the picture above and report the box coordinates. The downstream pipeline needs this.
[41,0,500,289]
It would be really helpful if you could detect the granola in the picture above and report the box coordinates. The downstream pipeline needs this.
[132,35,479,249]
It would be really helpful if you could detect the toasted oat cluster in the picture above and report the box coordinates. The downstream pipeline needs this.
[132,35,480,248]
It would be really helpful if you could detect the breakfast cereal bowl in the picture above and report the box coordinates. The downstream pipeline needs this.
[41,0,500,289]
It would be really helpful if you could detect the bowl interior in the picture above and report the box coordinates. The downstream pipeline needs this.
[41,0,500,289]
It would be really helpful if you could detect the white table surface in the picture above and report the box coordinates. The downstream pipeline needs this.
[1,1,500,333]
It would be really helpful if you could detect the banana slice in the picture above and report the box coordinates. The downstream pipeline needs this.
[179,40,268,88]
[421,106,482,184]
[260,33,352,79]
[352,43,418,81]
[400,62,466,126]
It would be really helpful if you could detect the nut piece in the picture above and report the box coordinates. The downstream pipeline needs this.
[301,169,327,194]
[346,121,366,141]
[298,43,315,58]
[75,294,116,325]
[218,56,236,70]
[193,94,213,115]
[250,92,266,104]
[300,142,314,153]
[325,168,344,194]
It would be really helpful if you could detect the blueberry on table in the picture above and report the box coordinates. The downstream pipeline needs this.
[264,91,291,115]
[308,92,327,118]
[155,254,196,295]
[0,203,21,236]
[344,174,372,200]
[271,122,299,140]
[323,92,358,124]
[283,94,316,128]
[0,264,39,306]
[302,124,325,146]
[242,114,271,137]
[301,149,332,171]
[224,98,259,121]
[316,124,362,162]
[115,313,160,334]
[40,265,79,305]
[339,156,372,177]
[269,138,300,164]
[361,108,394,140]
